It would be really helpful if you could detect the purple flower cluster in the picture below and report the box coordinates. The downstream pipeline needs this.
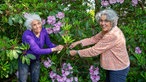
[135,47,142,54]
[49,63,78,82]
[131,0,138,6]
[101,0,138,7]
[56,12,65,19]
[43,12,65,34]
[101,0,109,7]
[47,16,56,25]
[89,65,100,82]
[101,0,124,7]
[43,57,53,68]
[116,0,124,4]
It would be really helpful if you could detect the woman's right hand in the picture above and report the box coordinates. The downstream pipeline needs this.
[69,41,80,49]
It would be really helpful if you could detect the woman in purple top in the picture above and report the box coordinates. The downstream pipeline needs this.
[18,13,64,82]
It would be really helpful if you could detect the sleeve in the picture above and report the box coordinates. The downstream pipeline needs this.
[80,32,103,47]
[23,34,52,55]
[44,29,56,48]
[78,34,118,57]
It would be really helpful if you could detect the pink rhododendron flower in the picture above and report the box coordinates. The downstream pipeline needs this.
[61,63,73,76]
[90,75,100,82]
[45,12,65,34]
[53,26,60,33]
[56,12,65,19]
[43,57,53,68]
[56,75,65,82]
[101,0,110,7]
[46,28,53,34]
[49,63,78,82]
[116,0,124,4]
[42,19,46,25]
[109,0,117,4]
[89,65,100,82]
[47,16,56,25]
[66,78,72,82]
[132,0,138,6]
[74,77,78,82]
[50,71,57,79]
[53,21,62,28]
[135,47,142,54]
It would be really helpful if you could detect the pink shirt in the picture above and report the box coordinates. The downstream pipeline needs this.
[78,26,130,70]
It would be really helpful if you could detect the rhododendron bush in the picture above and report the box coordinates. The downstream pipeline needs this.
[0,0,146,82]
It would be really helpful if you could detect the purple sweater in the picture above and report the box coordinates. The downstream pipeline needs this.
[22,28,56,59]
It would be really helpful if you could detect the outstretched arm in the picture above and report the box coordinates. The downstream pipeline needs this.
[69,34,118,57]
[23,35,63,55]
[69,32,103,49]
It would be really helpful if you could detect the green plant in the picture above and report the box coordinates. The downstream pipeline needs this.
[0,37,18,78]
[0,0,146,81]
[18,43,36,65]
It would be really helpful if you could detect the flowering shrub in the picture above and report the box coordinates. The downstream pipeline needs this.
[89,65,100,82]
[43,57,101,82]
[0,0,146,82]
[49,63,78,82]
[43,57,54,68]
[43,12,65,34]
[135,47,142,54]
[133,46,145,67]
[101,0,138,7]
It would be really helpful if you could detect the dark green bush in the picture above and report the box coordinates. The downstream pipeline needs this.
[0,0,146,81]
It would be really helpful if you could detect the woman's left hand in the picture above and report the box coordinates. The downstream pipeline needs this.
[69,50,78,56]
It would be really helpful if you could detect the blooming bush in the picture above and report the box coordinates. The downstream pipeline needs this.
[89,65,100,82]
[0,0,146,82]
[49,63,78,82]
[42,57,79,82]
[135,47,142,54]
[43,12,65,34]
[43,57,101,82]
[43,57,54,68]
[101,0,138,7]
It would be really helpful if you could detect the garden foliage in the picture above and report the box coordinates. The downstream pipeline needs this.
[0,0,146,82]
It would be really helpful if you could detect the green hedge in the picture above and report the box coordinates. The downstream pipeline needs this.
[0,0,146,82]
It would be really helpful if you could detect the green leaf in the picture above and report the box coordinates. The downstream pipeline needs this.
[85,21,89,30]
[18,19,23,24]
[16,50,22,54]
[9,50,14,60]
[2,16,8,23]
[0,10,3,14]
[22,56,25,64]
[8,16,13,25]
[12,50,18,59]
[20,43,30,50]
[26,54,36,60]
[50,66,56,72]
[25,58,30,65]
[141,72,146,80]
[51,55,57,61]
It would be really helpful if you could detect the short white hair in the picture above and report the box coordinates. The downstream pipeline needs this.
[24,13,42,30]
[95,9,119,27]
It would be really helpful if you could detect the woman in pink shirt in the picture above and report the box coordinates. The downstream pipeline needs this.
[69,9,130,82]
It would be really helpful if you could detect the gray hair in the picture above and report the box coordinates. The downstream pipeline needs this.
[95,9,119,27]
[24,13,42,30]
